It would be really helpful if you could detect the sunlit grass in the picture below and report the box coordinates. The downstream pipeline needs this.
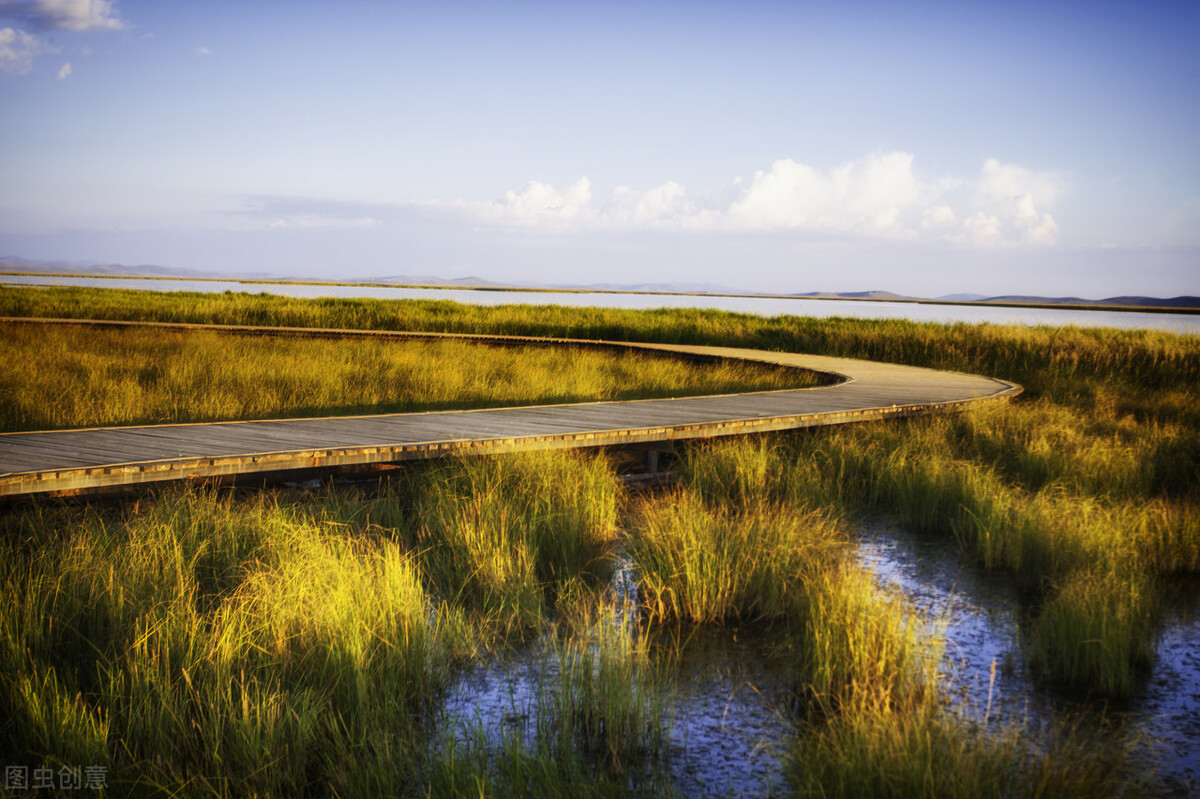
[629,490,844,624]
[3,285,1195,790]
[0,488,460,794]
[0,449,624,794]
[385,451,622,641]
[0,320,815,431]
[626,435,1135,795]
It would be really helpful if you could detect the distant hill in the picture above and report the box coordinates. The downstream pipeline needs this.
[2,256,1196,310]
[981,294,1200,309]
[366,274,514,288]
[793,290,915,300]
[0,256,275,280]
[937,293,989,302]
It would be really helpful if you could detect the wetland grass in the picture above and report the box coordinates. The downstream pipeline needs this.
[629,490,844,625]
[0,451,625,795]
[0,320,813,432]
[774,399,1197,698]
[383,451,622,642]
[0,488,457,795]
[628,436,1138,796]
[4,285,1195,791]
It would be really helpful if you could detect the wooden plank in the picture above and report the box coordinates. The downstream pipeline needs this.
[0,326,1022,497]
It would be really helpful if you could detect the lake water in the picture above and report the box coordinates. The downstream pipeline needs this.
[3,275,1198,334]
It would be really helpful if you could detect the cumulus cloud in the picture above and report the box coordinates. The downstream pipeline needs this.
[476,178,594,226]
[0,0,123,31]
[604,181,695,227]
[964,158,1063,245]
[0,26,51,72]
[922,205,957,229]
[431,152,1065,248]
[195,46,210,56]
[727,152,922,233]
[55,58,68,78]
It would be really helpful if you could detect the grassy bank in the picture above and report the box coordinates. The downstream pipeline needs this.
[0,320,813,432]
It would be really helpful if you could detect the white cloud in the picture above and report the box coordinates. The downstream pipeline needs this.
[977,158,1063,208]
[434,152,1065,248]
[0,26,51,72]
[965,158,1064,245]
[55,58,68,78]
[727,152,923,234]
[195,46,211,56]
[963,211,1003,246]
[922,205,957,228]
[604,181,695,227]
[477,178,594,226]
[0,0,123,31]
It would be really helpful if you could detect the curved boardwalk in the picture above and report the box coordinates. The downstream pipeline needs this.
[0,319,1022,497]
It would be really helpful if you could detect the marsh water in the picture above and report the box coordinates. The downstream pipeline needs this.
[4,274,1199,334]
[435,517,1200,795]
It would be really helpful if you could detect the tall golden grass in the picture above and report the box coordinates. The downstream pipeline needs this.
[0,320,813,431]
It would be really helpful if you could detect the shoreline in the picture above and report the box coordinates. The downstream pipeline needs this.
[3,270,1198,316]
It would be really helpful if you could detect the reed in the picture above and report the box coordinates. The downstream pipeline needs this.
[1,486,469,795]
[368,451,621,641]
[763,381,1198,697]
[0,320,812,432]
[788,695,1136,798]
[422,607,671,795]
[628,490,845,625]
[3,284,1192,787]
[538,615,669,774]
[1030,569,1158,697]
[3,285,1196,403]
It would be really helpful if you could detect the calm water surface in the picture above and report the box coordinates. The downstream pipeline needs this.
[4,275,1198,333]
[433,519,1199,795]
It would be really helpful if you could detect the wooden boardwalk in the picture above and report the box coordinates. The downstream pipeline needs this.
[0,319,1022,497]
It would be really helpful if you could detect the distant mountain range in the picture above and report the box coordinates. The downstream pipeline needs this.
[794,288,1200,309]
[2,256,1197,310]
[0,256,278,280]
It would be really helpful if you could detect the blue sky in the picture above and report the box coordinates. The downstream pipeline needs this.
[1,0,1197,296]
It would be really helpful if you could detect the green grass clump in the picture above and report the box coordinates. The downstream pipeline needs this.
[1029,569,1158,697]
[539,616,668,775]
[622,434,1144,795]
[0,320,814,431]
[788,696,1135,798]
[0,487,467,795]
[629,490,843,624]
[424,607,669,796]
[372,451,621,640]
